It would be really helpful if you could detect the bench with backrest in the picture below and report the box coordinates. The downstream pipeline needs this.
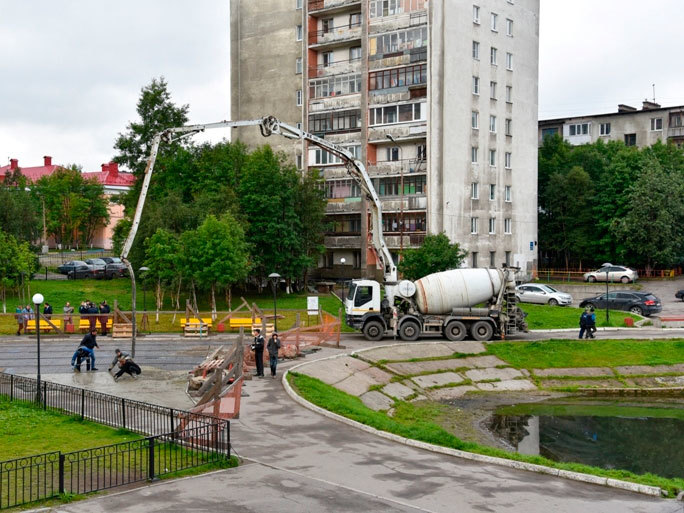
[78,317,113,332]
[25,319,63,333]
[228,317,261,329]
[181,318,212,337]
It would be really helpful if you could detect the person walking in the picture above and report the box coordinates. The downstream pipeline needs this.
[251,328,265,377]
[21,305,29,334]
[578,308,589,340]
[15,305,24,335]
[99,300,110,335]
[63,302,74,328]
[71,328,99,371]
[267,332,282,378]
[586,307,597,339]
[43,302,53,320]
[108,349,141,381]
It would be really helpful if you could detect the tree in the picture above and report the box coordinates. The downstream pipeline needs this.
[143,228,182,322]
[0,169,40,243]
[0,231,37,313]
[33,166,109,248]
[295,167,328,285]
[398,233,467,281]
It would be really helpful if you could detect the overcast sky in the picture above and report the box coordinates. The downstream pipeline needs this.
[1,0,683,173]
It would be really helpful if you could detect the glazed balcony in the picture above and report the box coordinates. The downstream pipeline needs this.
[309,22,362,48]
[308,0,361,16]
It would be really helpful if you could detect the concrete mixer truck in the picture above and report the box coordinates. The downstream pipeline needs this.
[121,115,526,344]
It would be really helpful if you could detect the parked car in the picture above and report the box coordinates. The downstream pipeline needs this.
[579,291,662,316]
[583,264,638,284]
[84,258,107,279]
[515,284,573,306]
[57,260,89,275]
[101,257,128,278]
[676,290,684,302]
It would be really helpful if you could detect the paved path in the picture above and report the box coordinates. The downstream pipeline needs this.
[18,337,681,513]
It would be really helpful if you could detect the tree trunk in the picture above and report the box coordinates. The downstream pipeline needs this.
[172,277,182,324]
[226,286,232,312]
[210,283,216,321]
[191,280,198,312]
[1,286,5,314]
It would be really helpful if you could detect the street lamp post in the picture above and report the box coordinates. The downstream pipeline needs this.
[340,258,346,304]
[605,270,610,324]
[268,272,281,332]
[386,134,404,252]
[32,293,44,405]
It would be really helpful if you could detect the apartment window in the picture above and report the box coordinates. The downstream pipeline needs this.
[490,251,496,268]
[471,146,478,163]
[505,152,512,169]
[491,13,498,31]
[349,13,362,27]
[650,118,663,131]
[489,217,496,234]
[296,57,302,74]
[369,102,426,126]
[373,175,426,196]
[473,5,480,23]
[296,25,303,41]
[369,64,427,90]
[569,123,589,136]
[369,26,428,57]
[600,122,611,135]
[387,147,400,161]
[506,85,512,103]
[625,133,636,146]
[473,41,480,60]
[296,154,303,169]
[296,90,302,106]
[504,218,512,234]
[490,81,497,99]
[350,46,362,60]
[504,185,511,202]
[322,51,333,67]
[472,251,478,268]
[506,18,513,36]
[296,0,303,8]
[489,184,496,200]
[310,73,362,98]
[490,47,497,65]
[505,118,512,136]
[472,76,480,95]
[489,115,497,133]
[505,251,511,265]
[471,218,479,235]
[322,18,333,33]
[506,52,513,70]
[471,111,479,129]
[489,149,497,166]
[417,144,426,160]
[308,109,361,134]
[471,182,479,200]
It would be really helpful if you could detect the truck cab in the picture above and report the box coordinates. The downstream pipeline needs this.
[345,280,383,333]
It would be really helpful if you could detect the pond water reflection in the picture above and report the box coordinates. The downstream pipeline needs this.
[489,401,684,478]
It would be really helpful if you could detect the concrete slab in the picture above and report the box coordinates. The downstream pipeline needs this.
[298,356,366,385]
[626,376,684,387]
[615,363,684,375]
[360,390,394,411]
[533,367,614,378]
[359,342,457,363]
[382,382,415,400]
[464,367,524,382]
[358,365,394,385]
[444,341,487,354]
[385,355,507,376]
[475,379,537,392]
[411,372,465,388]
[428,385,479,400]
[539,379,625,389]
[335,370,387,396]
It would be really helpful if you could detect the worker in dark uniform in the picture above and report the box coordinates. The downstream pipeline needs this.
[71,328,99,371]
[251,329,265,377]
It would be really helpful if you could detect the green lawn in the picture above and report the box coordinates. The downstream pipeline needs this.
[487,339,684,369]
[519,303,641,330]
[288,372,684,496]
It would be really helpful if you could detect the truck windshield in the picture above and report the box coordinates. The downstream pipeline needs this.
[348,283,357,303]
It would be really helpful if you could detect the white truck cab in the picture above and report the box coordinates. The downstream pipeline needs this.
[345,280,382,330]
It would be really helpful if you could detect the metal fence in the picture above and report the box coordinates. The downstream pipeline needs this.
[0,373,230,509]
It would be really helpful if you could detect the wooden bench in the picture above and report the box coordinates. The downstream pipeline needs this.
[78,317,113,332]
[228,317,261,329]
[25,319,62,333]
[112,323,133,339]
[181,318,212,337]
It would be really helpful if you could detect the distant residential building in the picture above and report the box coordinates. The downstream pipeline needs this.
[539,101,684,148]
[0,156,134,249]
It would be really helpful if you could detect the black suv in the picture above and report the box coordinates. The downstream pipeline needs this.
[57,261,96,279]
[579,291,662,316]
[101,257,127,278]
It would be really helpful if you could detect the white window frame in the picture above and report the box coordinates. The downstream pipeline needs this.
[296,0,303,8]
[490,47,497,65]
[488,217,496,234]
[296,57,303,74]
[471,146,478,163]
[296,89,302,106]
[600,122,611,136]
[506,85,512,103]
[489,183,496,200]
[505,118,512,136]
[472,41,480,60]
[489,149,497,166]
[471,217,479,234]
[296,25,303,41]
[489,115,497,133]
[490,81,497,100]
[504,185,511,202]
[506,52,513,70]
[471,182,479,200]
[504,218,512,234]
[369,101,427,126]
[473,5,480,24]
[296,154,303,169]
[472,76,480,95]
[491,12,498,31]
[505,152,512,169]
[472,111,479,129]
[569,123,589,136]
[650,118,663,131]
[506,18,513,36]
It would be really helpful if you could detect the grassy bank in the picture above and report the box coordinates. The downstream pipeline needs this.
[288,372,684,496]
[518,303,641,330]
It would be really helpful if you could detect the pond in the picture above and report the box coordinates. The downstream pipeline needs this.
[488,399,684,479]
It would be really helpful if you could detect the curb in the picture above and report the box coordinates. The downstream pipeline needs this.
[282,352,665,499]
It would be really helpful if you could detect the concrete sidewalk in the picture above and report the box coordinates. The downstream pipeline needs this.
[39,343,681,513]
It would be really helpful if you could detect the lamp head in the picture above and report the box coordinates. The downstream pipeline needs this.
[139,266,150,273]
[32,293,44,305]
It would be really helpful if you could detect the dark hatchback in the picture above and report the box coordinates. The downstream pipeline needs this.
[579,291,662,316]
[57,261,96,279]
[101,257,128,278]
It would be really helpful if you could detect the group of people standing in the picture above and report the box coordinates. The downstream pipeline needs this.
[14,299,111,335]
[579,307,597,339]
[78,300,111,334]
[251,328,282,378]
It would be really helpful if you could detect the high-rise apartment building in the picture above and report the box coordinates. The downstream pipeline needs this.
[231,0,540,279]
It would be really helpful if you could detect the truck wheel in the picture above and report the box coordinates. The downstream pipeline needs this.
[470,321,494,341]
[399,321,421,342]
[362,320,385,341]
[444,321,467,341]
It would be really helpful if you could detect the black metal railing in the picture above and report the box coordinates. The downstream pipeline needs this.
[0,373,230,509]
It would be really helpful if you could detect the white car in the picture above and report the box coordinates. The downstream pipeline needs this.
[515,284,573,306]
[583,264,638,283]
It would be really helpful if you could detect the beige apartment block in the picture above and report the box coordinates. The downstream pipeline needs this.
[231,0,540,279]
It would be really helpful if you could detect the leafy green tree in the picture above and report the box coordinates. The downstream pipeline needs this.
[33,166,109,248]
[0,231,37,313]
[0,170,40,243]
[143,228,182,321]
[294,167,328,285]
[398,233,467,281]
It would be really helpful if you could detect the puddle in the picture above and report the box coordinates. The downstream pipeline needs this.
[488,400,684,478]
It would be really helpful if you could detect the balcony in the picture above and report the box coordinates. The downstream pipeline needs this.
[384,233,425,249]
[324,234,362,249]
[368,124,427,143]
[309,57,361,79]
[668,126,684,139]
[380,195,427,212]
[368,158,427,176]
[309,93,361,113]
[326,198,362,214]
[309,22,362,47]
[308,0,361,16]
